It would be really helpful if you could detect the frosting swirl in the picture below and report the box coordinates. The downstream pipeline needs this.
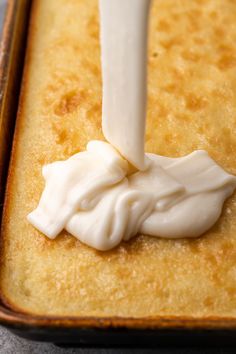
[28,141,236,250]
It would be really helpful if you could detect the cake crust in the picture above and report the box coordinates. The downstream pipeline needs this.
[1,0,236,317]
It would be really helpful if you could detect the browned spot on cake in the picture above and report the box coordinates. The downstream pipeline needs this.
[59,236,77,250]
[222,127,233,141]
[164,133,173,144]
[209,10,218,20]
[164,83,179,94]
[225,141,236,155]
[212,272,223,286]
[54,90,86,116]
[187,10,201,32]
[176,113,191,122]
[22,288,31,297]
[203,296,214,308]
[160,36,183,50]
[220,240,233,257]
[87,102,102,127]
[37,156,47,166]
[56,129,68,145]
[204,253,217,266]
[194,0,209,4]
[197,125,207,134]
[81,58,100,77]
[185,94,207,111]
[182,50,201,62]
[145,132,151,142]
[51,121,70,146]
[217,54,236,71]
[226,287,236,297]
[87,14,99,40]
[157,19,170,32]
[157,104,168,118]
[188,240,200,254]
[214,26,225,39]
[170,13,181,21]
[218,44,233,54]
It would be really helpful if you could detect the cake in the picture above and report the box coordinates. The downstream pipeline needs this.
[1,0,236,317]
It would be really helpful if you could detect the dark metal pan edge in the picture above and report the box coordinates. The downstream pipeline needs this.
[0,0,235,346]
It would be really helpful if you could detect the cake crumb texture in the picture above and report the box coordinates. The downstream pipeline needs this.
[1,0,236,317]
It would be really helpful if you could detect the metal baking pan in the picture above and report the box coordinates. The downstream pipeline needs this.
[0,0,236,347]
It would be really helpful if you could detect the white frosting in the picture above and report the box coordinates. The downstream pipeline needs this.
[27,0,236,250]
[100,0,151,170]
[28,141,236,251]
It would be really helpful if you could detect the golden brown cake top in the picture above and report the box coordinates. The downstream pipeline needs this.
[1,0,236,317]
